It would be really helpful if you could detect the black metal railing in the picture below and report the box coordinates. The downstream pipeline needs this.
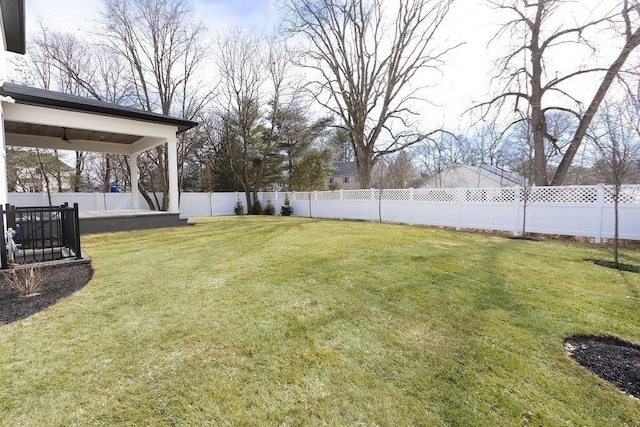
[0,203,82,269]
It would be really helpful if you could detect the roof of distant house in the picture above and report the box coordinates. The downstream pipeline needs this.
[0,83,198,133]
[332,162,358,176]
[478,164,524,185]
[10,148,75,171]
[423,164,524,188]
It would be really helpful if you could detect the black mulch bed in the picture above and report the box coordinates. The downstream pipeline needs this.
[564,334,640,399]
[0,263,93,325]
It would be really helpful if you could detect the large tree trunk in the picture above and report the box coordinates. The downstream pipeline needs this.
[355,147,373,189]
[551,26,640,185]
[102,154,112,193]
[530,3,548,186]
[74,151,84,192]
[138,182,157,210]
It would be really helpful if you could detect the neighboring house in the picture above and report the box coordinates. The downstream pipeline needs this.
[422,164,524,188]
[325,162,360,190]
[10,151,74,192]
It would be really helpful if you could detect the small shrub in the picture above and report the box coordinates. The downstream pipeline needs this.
[281,195,293,216]
[263,199,275,215]
[234,200,245,215]
[3,265,50,296]
[250,200,263,215]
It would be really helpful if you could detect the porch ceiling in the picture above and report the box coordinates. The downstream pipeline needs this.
[5,121,142,145]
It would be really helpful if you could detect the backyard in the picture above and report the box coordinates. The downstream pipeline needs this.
[0,217,638,426]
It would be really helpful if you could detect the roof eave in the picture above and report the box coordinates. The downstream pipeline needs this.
[0,84,198,133]
[1,0,26,54]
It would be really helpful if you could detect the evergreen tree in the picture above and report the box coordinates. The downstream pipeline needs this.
[280,195,293,216]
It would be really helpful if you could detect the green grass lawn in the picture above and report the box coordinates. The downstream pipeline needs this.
[1,217,639,426]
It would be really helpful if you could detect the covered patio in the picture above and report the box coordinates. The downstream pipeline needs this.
[0,83,197,210]
[0,0,199,269]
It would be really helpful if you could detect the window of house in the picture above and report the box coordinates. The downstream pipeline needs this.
[329,177,334,184]
[344,176,349,184]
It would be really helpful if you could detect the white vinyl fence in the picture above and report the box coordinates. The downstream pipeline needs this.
[8,185,640,242]
[8,192,144,211]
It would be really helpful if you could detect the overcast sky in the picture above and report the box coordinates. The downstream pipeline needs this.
[16,0,629,133]
[24,0,277,33]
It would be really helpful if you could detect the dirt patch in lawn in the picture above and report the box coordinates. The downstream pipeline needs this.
[0,263,93,325]
[564,334,640,399]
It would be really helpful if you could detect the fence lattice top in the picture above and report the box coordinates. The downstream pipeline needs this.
[261,185,640,205]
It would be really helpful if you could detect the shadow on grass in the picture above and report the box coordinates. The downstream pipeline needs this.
[584,259,640,274]
[509,236,540,242]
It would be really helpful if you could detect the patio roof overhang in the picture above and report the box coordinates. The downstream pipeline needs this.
[0,83,198,155]
[0,83,199,213]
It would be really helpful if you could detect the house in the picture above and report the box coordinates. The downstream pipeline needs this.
[325,162,359,190]
[9,149,74,192]
[422,164,524,188]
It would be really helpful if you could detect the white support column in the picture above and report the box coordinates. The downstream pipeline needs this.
[0,103,7,208]
[130,153,140,210]
[167,136,179,214]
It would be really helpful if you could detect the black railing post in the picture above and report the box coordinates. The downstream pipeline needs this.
[0,204,6,269]
[60,203,68,249]
[73,203,82,259]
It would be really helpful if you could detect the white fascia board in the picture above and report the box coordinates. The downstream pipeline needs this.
[3,103,177,139]
[6,134,135,155]
[130,136,170,154]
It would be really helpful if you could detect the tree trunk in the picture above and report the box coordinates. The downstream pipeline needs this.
[103,154,112,193]
[551,26,640,185]
[53,149,63,192]
[138,182,157,210]
[252,158,266,207]
[355,145,373,189]
[35,149,52,207]
[74,151,83,192]
[530,6,548,186]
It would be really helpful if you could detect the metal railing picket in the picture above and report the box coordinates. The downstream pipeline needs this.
[0,204,82,269]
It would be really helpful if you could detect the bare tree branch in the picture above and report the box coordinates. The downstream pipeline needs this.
[285,0,457,188]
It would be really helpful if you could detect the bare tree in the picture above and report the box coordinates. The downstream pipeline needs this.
[589,98,640,266]
[479,0,640,186]
[468,121,511,167]
[285,0,458,188]
[214,27,265,212]
[503,116,536,237]
[101,0,210,210]
[26,25,137,193]
[416,132,471,184]
[372,151,420,189]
